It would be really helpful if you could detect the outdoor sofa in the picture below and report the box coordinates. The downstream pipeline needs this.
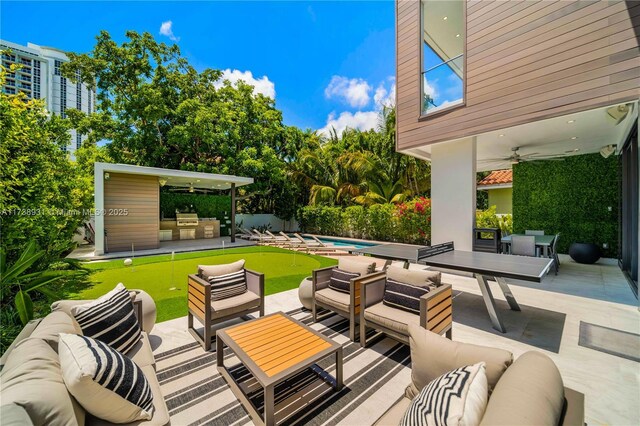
[187,259,265,351]
[375,324,584,426]
[0,292,169,426]
[359,266,453,347]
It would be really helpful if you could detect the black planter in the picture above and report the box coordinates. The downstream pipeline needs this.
[569,243,601,264]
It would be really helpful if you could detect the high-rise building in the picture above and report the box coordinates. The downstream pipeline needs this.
[0,39,96,157]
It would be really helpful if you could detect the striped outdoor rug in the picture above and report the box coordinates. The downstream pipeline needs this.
[154,309,412,425]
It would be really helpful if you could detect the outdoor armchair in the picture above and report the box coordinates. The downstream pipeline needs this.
[359,267,452,348]
[312,257,380,342]
[375,325,584,426]
[187,260,264,351]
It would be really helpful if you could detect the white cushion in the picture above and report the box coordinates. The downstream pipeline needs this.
[401,362,488,426]
[59,333,154,423]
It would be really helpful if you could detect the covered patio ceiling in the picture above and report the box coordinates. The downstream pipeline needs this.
[95,163,254,190]
[403,101,638,172]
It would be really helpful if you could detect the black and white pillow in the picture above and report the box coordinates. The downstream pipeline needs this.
[58,333,155,423]
[401,363,488,426]
[383,278,430,314]
[208,270,248,301]
[328,268,360,293]
[71,283,141,354]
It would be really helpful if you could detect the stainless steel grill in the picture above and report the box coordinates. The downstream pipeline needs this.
[176,213,198,227]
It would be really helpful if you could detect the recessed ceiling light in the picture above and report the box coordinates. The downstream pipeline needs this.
[571,136,578,140]
[456,34,460,38]
[567,120,575,124]
[499,134,505,137]
[443,16,448,20]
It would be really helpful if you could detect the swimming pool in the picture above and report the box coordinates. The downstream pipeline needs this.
[302,236,378,250]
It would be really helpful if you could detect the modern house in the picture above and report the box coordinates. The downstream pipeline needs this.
[395,0,639,294]
[477,169,512,214]
[0,39,96,157]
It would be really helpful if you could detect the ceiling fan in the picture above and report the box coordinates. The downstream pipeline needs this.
[481,146,569,165]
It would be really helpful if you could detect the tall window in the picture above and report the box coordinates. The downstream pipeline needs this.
[76,70,82,110]
[60,77,67,118]
[421,0,465,115]
[54,60,62,76]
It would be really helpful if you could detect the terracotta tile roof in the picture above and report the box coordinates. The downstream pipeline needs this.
[478,169,513,186]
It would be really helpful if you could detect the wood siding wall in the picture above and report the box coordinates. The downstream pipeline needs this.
[396,0,640,151]
[104,173,159,252]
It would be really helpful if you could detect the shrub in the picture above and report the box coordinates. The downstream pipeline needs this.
[476,206,513,235]
[395,197,431,244]
[342,206,366,238]
[297,198,433,244]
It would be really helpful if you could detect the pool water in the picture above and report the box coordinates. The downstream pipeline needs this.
[296,236,378,250]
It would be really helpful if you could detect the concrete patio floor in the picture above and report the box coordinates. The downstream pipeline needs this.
[150,254,639,425]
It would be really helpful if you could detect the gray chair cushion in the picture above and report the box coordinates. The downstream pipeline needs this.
[211,290,260,319]
[364,302,420,335]
[338,257,376,275]
[0,404,34,426]
[315,288,351,313]
[480,351,565,426]
[29,311,82,353]
[407,324,513,398]
[387,266,441,287]
[0,338,85,426]
[199,259,245,280]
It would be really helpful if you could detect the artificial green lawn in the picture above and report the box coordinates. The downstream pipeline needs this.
[77,246,337,323]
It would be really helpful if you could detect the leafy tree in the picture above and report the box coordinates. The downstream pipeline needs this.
[0,63,92,264]
[63,30,299,212]
[290,107,431,207]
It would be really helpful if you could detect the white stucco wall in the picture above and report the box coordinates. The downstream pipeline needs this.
[236,214,299,232]
[431,137,477,251]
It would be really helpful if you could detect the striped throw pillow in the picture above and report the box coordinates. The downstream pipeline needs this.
[328,268,360,293]
[208,270,248,301]
[383,278,430,314]
[59,333,155,423]
[401,363,488,426]
[71,283,141,354]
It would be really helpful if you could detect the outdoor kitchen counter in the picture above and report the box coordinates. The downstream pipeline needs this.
[160,218,221,240]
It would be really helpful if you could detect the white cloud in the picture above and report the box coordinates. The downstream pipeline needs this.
[214,69,276,99]
[324,76,371,108]
[423,76,437,98]
[319,76,397,137]
[374,79,396,108]
[159,20,179,42]
[318,111,379,137]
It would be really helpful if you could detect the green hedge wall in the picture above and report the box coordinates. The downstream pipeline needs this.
[512,153,619,257]
[160,192,231,220]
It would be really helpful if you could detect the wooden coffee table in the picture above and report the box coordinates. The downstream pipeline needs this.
[216,312,343,426]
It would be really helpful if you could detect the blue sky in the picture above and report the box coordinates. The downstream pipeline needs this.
[1,1,396,133]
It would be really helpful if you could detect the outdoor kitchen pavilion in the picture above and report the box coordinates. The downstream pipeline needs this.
[93,162,253,255]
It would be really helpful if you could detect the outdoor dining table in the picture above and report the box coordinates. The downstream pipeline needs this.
[501,234,556,257]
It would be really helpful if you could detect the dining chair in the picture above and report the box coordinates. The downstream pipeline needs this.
[511,235,537,257]
[525,230,545,236]
[549,233,560,274]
